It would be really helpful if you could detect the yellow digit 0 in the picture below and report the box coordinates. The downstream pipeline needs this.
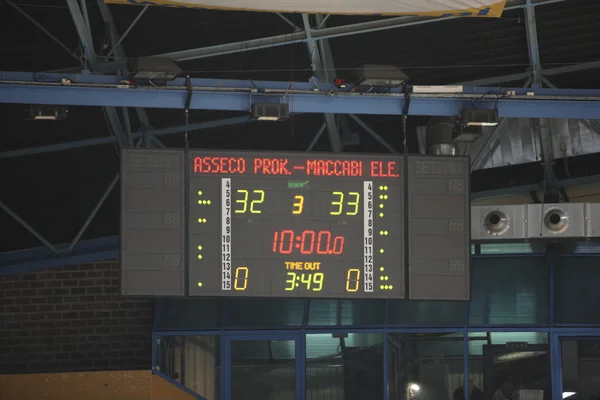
[346,269,360,292]
[346,192,360,216]
[234,267,249,291]
[235,189,248,214]
[331,192,344,215]
[250,190,265,214]
[292,195,304,215]
[285,272,296,291]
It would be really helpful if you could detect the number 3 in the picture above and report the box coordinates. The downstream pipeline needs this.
[331,192,344,215]
[292,195,304,215]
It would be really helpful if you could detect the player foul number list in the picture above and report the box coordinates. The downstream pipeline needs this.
[222,178,232,290]
[363,181,374,292]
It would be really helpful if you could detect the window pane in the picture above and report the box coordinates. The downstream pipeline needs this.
[469,257,549,324]
[388,333,464,400]
[555,257,600,323]
[307,333,384,399]
[225,299,304,327]
[155,299,221,330]
[307,299,386,326]
[562,339,600,400]
[156,335,220,400]
[467,332,550,400]
[388,300,465,325]
[231,340,296,400]
[480,243,534,254]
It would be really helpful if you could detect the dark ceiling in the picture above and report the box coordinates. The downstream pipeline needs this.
[0,0,599,253]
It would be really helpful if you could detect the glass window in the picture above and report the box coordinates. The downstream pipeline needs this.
[555,257,600,323]
[230,339,296,400]
[388,300,465,325]
[307,333,384,399]
[561,339,600,400]
[225,299,304,327]
[156,335,220,400]
[469,257,549,325]
[479,243,534,255]
[308,300,386,326]
[388,333,464,400]
[155,299,222,330]
[467,332,550,400]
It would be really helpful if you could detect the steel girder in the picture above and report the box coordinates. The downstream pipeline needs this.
[2,71,600,119]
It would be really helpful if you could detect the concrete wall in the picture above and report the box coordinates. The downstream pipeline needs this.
[0,261,153,373]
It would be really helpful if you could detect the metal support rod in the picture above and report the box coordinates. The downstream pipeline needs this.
[306,122,327,151]
[80,0,91,31]
[97,0,152,131]
[7,0,79,61]
[106,6,149,58]
[525,0,542,86]
[316,13,355,147]
[541,76,557,88]
[152,136,167,148]
[66,0,97,65]
[142,0,565,63]
[302,14,342,152]
[120,107,135,147]
[0,116,251,159]
[0,201,60,254]
[315,14,330,29]
[525,0,557,196]
[470,119,506,172]
[275,13,300,31]
[348,114,397,153]
[67,173,120,252]
[103,106,129,149]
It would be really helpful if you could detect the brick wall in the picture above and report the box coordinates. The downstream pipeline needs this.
[0,261,153,374]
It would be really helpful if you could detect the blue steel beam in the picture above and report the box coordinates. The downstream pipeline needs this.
[2,72,600,119]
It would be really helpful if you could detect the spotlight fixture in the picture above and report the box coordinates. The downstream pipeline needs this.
[250,103,290,122]
[453,108,499,143]
[459,108,499,127]
[128,57,182,81]
[353,64,409,88]
[27,106,68,121]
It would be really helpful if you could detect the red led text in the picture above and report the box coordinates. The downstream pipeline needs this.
[194,157,246,174]
[254,158,292,175]
[306,160,363,177]
[370,161,400,178]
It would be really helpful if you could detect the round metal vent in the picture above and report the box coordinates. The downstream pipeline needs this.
[544,208,569,234]
[484,210,510,236]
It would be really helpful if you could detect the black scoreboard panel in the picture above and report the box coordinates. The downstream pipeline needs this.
[119,150,470,300]
[120,149,185,296]
[407,156,470,301]
[188,151,405,299]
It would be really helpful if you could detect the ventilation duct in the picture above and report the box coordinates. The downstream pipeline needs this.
[425,117,458,156]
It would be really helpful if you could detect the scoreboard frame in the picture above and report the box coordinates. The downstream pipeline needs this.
[120,149,471,301]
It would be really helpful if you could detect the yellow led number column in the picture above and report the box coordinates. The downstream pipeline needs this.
[222,185,266,292]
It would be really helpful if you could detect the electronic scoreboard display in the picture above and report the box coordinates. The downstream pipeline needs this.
[120,149,470,301]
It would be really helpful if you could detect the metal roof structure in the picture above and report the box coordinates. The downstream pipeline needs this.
[1,0,600,269]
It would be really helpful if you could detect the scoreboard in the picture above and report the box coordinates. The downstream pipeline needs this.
[120,150,470,301]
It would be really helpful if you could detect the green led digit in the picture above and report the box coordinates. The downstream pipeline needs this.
[285,272,296,291]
